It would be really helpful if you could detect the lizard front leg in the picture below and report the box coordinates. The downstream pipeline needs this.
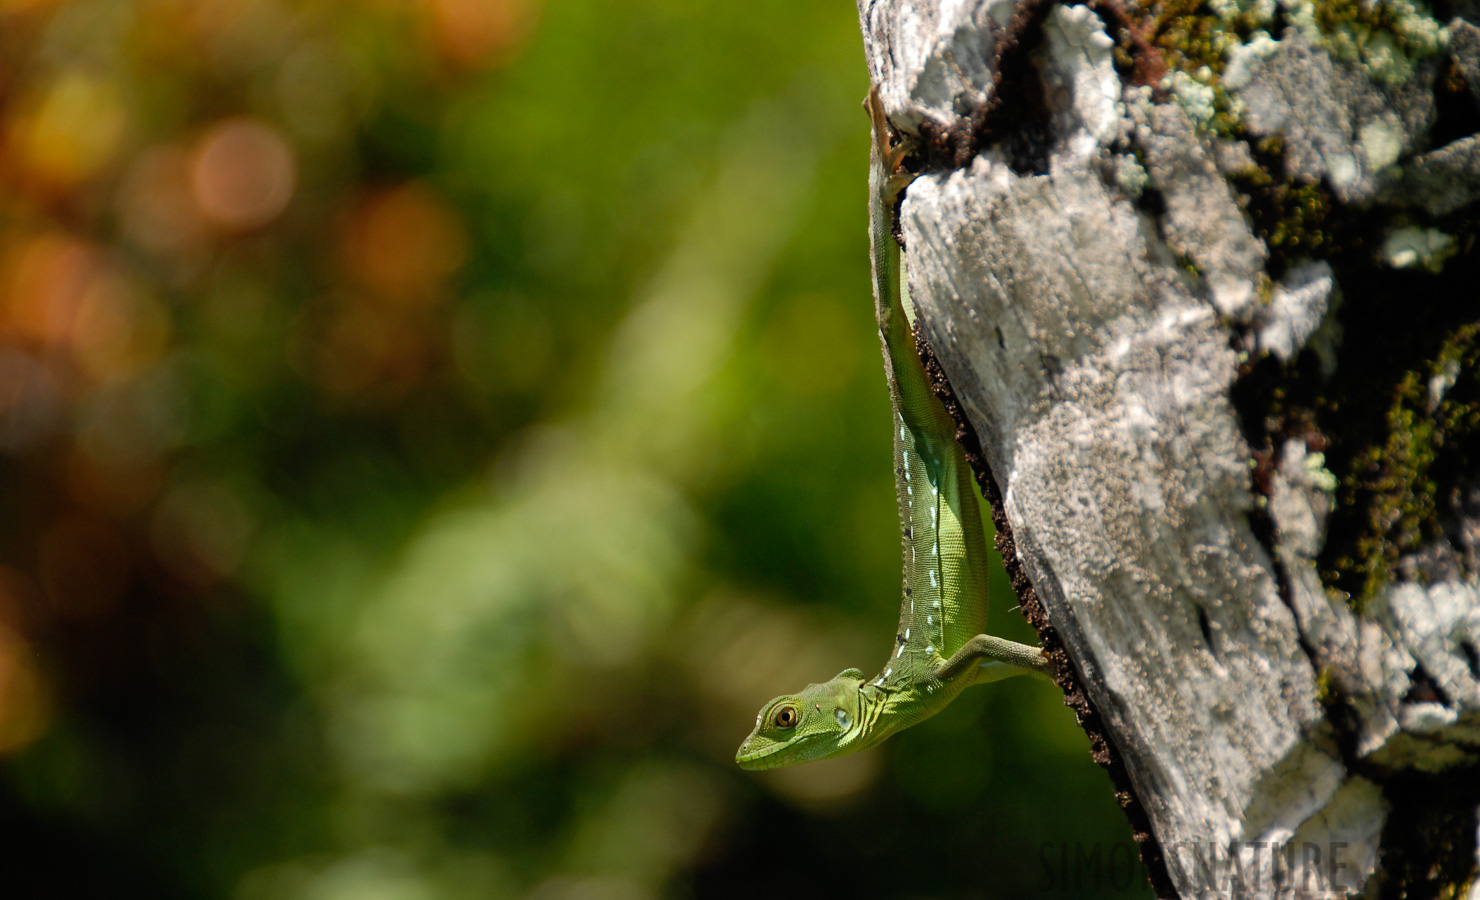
[938,634,1054,685]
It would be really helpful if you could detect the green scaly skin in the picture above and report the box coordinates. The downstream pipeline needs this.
[735,88,1052,771]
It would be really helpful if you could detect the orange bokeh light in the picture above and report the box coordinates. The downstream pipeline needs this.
[0,0,64,14]
[340,183,466,305]
[190,118,297,232]
[427,0,539,69]
[0,233,170,379]
[3,232,101,346]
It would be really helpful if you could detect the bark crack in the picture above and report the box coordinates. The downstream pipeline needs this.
[915,0,1167,171]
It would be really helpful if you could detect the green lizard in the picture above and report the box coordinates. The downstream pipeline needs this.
[735,88,1052,771]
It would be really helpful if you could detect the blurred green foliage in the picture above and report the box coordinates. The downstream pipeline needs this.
[0,0,1147,896]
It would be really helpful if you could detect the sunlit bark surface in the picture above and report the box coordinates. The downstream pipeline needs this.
[859,0,1480,895]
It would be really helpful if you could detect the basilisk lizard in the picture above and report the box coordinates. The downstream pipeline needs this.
[735,88,1052,771]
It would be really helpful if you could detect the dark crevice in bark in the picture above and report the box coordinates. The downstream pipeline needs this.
[1230,143,1371,282]
[1401,663,1454,708]
[1136,182,1169,219]
[1231,372,1364,761]
[1228,125,1480,611]
[1308,265,1478,606]
[1432,55,1480,148]
[1375,769,1480,900]
[1195,605,1215,652]
[914,0,1166,174]
[912,320,1180,900]
[1228,350,1331,710]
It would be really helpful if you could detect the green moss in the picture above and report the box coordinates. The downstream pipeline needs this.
[1299,0,1447,82]
[1147,0,1271,76]
[1314,665,1337,704]
[1231,137,1343,275]
[1321,324,1480,609]
[1264,181,1336,254]
[1143,0,1270,136]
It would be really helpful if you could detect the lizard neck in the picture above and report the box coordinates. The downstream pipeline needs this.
[851,665,972,753]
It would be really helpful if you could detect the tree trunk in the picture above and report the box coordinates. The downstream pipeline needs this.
[857,0,1480,896]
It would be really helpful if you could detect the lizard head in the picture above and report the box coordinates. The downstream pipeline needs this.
[735,668,866,770]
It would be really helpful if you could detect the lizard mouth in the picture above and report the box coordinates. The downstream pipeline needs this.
[734,741,787,770]
[735,733,817,770]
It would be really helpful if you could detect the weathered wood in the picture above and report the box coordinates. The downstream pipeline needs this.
[858,0,1480,896]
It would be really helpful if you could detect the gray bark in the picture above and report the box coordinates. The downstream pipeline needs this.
[858,1,1480,897]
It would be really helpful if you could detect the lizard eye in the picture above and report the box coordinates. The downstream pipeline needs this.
[772,705,799,728]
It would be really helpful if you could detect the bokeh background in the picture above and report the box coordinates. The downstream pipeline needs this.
[0,0,1147,896]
